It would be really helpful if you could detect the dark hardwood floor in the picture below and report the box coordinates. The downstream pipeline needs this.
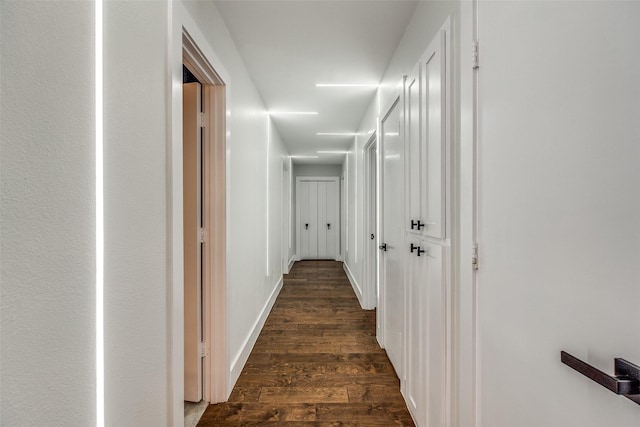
[198,260,415,426]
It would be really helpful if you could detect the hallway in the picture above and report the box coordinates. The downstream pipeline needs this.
[198,260,414,426]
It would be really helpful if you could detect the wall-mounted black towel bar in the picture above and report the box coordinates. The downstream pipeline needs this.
[561,351,640,405]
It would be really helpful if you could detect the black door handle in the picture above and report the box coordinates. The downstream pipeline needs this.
[410,220,425,230]
[379,243,387,251]
[370,234,375,240]
[561,351,640,405]
[410,243,418,253]
[305,223,309,230]
[327,223,331,230]
[416,247,425,256]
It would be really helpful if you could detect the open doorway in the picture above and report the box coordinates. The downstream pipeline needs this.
[182,65,205,415]
[281,158,293,274]
[180,29,229,427]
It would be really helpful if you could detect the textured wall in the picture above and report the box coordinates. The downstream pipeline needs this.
[103,2,169,425]
[0,2,95,425]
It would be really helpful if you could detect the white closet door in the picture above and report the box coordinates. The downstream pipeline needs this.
[423,33,446,239]
[308,181,318,258]
[297,178,339,260]
[326,180,339,259]
[424,243,445,427]
[405,238,427,426]
[316,181,328,258]
[298,181,310,259]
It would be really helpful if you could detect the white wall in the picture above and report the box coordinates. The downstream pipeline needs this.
[103,2,169,425]
[0,2,95,425]
[477,2,640,426]
[2,1,289,425]
[180,0,289,396]
[293,163,343,178]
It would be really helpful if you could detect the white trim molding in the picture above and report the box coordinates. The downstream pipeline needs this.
[343,262,364,308]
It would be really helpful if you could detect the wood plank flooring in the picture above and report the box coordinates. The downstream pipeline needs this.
[198,260,415,426]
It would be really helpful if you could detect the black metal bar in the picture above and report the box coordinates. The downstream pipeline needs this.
[616,358,640,404]
[561,351,640,405]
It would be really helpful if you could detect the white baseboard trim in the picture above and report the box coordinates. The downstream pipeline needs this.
[287,255,296,272]
[343,262,364,308]
[228,275,283,394]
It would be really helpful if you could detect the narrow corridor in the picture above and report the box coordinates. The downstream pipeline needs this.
[198,260,414,425]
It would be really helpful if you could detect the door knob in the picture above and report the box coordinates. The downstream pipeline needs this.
[379,243,388,251]
[305,223,309,229]
[327,223,331,230]
[561,351,640,405]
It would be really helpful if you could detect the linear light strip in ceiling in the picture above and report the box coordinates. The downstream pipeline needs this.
[268,111,318,115]
[316,83,379,88]
[95,0,104,426]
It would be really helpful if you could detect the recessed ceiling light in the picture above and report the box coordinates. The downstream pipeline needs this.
[318,151,348,154]
[316,83,378,88]
[316,132,357,136]
[268,111,318,116]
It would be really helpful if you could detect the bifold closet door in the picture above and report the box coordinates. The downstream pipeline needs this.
[297,178,339,260]
[298,181,318,259]
[317,181,339,259]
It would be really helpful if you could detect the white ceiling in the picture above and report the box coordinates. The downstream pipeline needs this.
[214,0,418,164]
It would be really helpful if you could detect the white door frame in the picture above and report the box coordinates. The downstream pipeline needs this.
[362,133,378,310]
[170,4,231,425]
[457,2,479,427]
[281,157,293,273]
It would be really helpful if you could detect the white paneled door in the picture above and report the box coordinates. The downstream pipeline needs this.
[478,2,640,427]
[379,97,405,378]
[402,21,451,427]
[405,242,446,427]
[296,177,339,260]
[405,28,447,240]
